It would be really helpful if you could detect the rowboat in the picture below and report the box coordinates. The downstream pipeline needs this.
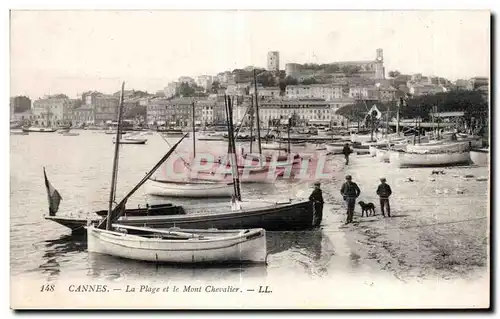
[87,224,267,264]
[376,148,390,162]
[113,136,147,144]
[146,178,234,198]
[198,133,225,141]
[406,141,471,154]
[389,150,471,167]
[325,143,345,154]
[469,148,489,166]
[22,126,56,133]
[47,199,317,234]
[261,142,287,151]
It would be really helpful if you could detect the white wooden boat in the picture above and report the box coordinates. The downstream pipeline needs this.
[262,142,287,151]
[87,224,267,264]
[22,126,56,133]
[147,178,234,198]
[113,137,147,144]
[369,146,377,157]
[389,150,471,167]
[406,141,471,154]
[198,133,225,141]
[470,148,489,166]
[350,134,374,144]
[376,149,390,162]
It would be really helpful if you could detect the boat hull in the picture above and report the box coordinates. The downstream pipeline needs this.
[389,151,471,167]
[87,226,267,264]
[22,127,56,133]
[46,200,318,234]
[406,141,471,154]
[262,143,287,151]
[113,139,147,144]
[325,144,344,154]
[146,179,233,198]
[470,149,489,166]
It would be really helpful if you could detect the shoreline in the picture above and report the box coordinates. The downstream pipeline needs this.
[323,154,489,283]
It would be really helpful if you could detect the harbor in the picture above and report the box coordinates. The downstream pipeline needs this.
[10,126,488,283]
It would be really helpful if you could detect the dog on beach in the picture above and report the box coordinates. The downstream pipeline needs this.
[358,201,376,217]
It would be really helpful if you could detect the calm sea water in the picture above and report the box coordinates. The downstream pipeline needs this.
[10,130,383,283]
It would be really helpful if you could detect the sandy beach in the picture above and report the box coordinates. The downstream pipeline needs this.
[320,153,489,283]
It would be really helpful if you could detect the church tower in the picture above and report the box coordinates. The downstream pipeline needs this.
[374,48,385,79]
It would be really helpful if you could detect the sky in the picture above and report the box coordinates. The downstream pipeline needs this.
[10,10,490,100]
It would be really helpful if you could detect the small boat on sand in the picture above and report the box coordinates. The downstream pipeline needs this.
[87,224,267,264]
[469,148,489,166]
[146,178,234,198]
[389,150,471,168]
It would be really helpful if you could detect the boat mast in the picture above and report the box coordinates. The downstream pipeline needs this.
[192,101,196,158]
[249,98,254,154]
[253,69,262,155]
[396,97,401,137]
[225,95,242,201]
[106,82,125,231]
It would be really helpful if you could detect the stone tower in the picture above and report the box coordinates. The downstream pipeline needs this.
[267,51,280,72]
[374,48,385,79]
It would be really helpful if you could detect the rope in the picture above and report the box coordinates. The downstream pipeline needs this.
[158,132,193,171]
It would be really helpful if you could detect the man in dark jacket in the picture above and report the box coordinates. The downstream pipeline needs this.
[309,181,324,227]
[340,175,361,224]
[376,177,392,217]
[342,143,352,165]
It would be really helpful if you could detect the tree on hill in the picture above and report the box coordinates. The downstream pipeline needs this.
[336,90,488,128]
[340,65,361,76]
[279,76,299,91]
[124,105,147,119]
[256,71,277,87]
[211,81,221,94]
[300,78,318,85]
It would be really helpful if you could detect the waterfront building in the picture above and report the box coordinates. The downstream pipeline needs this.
[467,77,489,91]
[94,94,119,124]
[250,85,281,98]
[32,95,78,126]
[10,96,31,114]
[286,84,344,100]
[72,107,95,125]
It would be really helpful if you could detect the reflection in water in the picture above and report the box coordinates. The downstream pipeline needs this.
[87,253,268,282]
[36,235,87,280]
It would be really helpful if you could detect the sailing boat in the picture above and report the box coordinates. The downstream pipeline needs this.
[44,94,321,234]
[146,101,234,198]
[84,83,267,264]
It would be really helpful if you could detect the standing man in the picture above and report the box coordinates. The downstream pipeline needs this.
[340,175,361,224]
[376,177,392,217]
[309,181,324,227]
[342,143,352,165]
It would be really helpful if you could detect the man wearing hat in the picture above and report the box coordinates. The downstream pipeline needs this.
[309,181,324,227]
[376,177,392,217]
[340,175,361,224]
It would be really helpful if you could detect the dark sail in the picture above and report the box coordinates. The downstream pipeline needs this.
[43,167,62,216]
